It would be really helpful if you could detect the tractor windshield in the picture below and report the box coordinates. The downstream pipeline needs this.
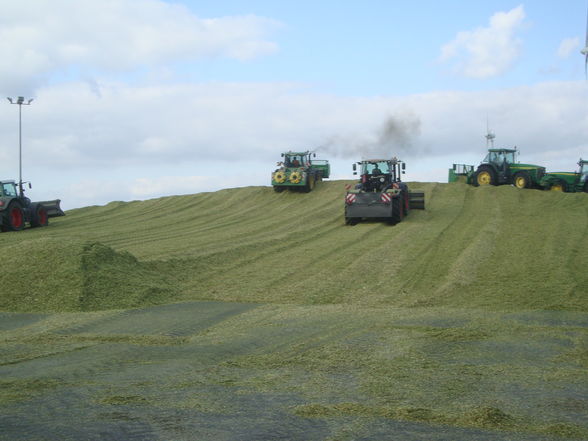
[1,182,17,197]
[362,161,390,175]
[484,151,516,165]
[580,162,588,182]
[285,155,304,167]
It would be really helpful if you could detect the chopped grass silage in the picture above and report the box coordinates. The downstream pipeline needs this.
[0,238,178,312]
[1,181,585,312]
[0,302,586,440]
[0,181,587,439]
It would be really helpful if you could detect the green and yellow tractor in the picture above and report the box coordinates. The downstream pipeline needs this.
[449,148,545,189]
[539,159,588,193]
[271,151,330,192]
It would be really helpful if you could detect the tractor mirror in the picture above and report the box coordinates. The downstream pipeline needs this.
[352,164,356,172]
[281,153,284,157]
[313,153,316,157]
[402,163,406,170]
[28,183,32,189]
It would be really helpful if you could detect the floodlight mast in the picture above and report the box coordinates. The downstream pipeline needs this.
[6,96,34,197]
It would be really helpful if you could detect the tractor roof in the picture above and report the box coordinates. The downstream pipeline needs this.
[284,151,310,156]
[0,180,16,185]
[360,158,400,163]
[488,148,517,153]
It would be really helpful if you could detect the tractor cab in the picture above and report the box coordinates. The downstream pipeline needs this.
[1,181,18,198]
[282,151,313,168]
[353,158,406,192]
[482,149,517,168]
[578,159,588,183]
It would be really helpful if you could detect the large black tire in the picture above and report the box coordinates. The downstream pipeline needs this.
[471,172,480,187]
[273,186,285,193]
[475,165,497,186]
[513,171,531,189]
[3,202,25,231]
[30,204,49,227]
[345,217,359,226]
[304,175,316,193]
[583,181,588,193]
[389,196,404,225]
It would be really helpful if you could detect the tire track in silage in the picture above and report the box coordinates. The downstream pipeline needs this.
[397,184,501,302]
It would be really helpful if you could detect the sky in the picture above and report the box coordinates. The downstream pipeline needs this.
[0,0,587,209]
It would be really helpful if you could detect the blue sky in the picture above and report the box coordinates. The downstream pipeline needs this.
[0,0,587,208]
[165,1,587,93]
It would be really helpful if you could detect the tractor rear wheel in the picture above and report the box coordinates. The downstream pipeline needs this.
[305,175,316,193]
[389,196,404,225]
[345,217,359,226]
[30,204,49,227]
[513,172,530,189]
[584,182,588,193]
[4,202,25,231]
[476,166,496,186]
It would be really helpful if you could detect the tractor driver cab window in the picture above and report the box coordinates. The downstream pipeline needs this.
[581,164,588,182]
[2,183,17,197]
[289,156,301,167]
[504,151,515,164]
[366,162,389,175]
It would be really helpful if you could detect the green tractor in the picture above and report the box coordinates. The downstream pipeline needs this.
[539,159,588,193]
[452,148,546,189]
[271,151,330,192]
[0,180,64,232]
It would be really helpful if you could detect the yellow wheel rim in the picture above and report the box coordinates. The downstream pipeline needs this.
[290,171,302,184]
[477,171,491,186]
[515,176,526,188]
[550,184,563,192]
[274,171,286,183]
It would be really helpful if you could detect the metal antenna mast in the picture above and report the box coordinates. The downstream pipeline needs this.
[6,96,34,197]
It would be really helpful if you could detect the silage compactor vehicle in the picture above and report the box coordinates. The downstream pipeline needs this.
[271,151,330,192]
[539,159,588,193]
[0,180,64,232]
[344,158,425,225]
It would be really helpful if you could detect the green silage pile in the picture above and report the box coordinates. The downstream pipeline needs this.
[0,181,586,313]
[0,182,587,440]
[0,238,177,312]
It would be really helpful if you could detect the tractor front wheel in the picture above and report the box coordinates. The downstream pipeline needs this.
[4,202,25,231]
[513,172,530,189]
[550,180,567,192]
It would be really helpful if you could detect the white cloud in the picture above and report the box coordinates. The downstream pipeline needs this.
[0,0,281,93]
[557,37,580,58]
[439,5,526,78]
[1,79,586,209]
